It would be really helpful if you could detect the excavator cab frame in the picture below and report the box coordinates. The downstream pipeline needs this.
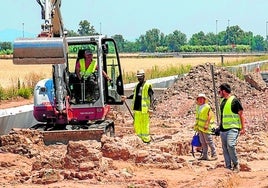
[30,35,124,125]
[66,36,124,106]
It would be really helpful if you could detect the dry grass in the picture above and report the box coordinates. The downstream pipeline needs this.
[0,56,249,88]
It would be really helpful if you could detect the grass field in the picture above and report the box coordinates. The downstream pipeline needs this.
[0,56,251,88]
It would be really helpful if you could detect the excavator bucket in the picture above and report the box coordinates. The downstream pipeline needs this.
[32,120,115,145]
[42,129,105,145]
[13,37,67,65]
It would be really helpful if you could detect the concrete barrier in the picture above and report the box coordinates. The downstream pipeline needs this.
[0,105,38,135]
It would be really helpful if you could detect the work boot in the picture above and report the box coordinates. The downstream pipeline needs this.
[198,156,208,160]
[210,155,218,161]
[233,164,240,172]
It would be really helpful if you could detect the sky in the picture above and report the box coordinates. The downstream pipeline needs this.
[1,0,268,42]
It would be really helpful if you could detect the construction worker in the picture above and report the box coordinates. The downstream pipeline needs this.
[75,49,97,80]
[218,83,246,172]
[194,93,217,160]
[74,49,110,102]
[122,69,154,143]
[75,49,110,81]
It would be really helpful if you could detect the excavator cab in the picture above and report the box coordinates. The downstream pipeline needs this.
[66,36,124,106]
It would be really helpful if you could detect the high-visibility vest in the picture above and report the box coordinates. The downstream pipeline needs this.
[195,103,215,134]
[221,96,241,129]
[79,59,97,79]
[132,82,152,113]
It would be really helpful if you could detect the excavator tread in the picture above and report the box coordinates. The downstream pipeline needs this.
[31,120,115,145]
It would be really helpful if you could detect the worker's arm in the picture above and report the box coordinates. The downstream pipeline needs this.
[75,61,82,80]
[102,70,111,81]
[204,109,212,130]
[121,94,134,102]
[238,110,246,135]
[148,86,154,110]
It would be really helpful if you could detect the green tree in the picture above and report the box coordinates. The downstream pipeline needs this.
[0,42,12,50]
[204,32,217,45]
[226,25,244,45]
[165,30,187,51]
[143,28,163,52]
[188,31,206,45]
[66,29,79,37]
[251,35,265,51]
[78,20,97,36]
[112,34,125,52]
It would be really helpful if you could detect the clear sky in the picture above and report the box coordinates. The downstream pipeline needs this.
[1,0,268,42]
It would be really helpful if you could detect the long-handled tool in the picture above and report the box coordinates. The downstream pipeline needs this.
[124,101,134,119]
[210,64,220,125]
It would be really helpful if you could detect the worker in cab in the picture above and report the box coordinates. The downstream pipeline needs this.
[75,49,110,81]
[75,49,97,80]
[74,49,110,103]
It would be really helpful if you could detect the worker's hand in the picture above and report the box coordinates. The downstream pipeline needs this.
[121,96,127,102]
[148,109,153,116]
[240,127,246,135]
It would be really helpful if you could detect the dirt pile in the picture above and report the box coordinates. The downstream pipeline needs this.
[0,63,267,187]
[155,63,267,130]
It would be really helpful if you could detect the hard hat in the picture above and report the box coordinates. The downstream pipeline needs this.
[196,93,208,103]
[85,49,93,55]
[136,69,145,77]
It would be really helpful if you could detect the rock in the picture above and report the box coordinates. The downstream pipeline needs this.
[244,72,267,91]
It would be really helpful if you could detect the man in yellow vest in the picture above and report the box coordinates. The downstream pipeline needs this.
[75,50,97,80]
[75,49,110,81]
[75,50,110,102]
[218,83,246,172]
[122,69,154,143]
[74,50,98,102]
[194,93,218,161]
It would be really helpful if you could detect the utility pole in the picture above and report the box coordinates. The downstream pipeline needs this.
[216,19,218,51]
[227,19,230,45]
[100,22,102,35]
[266,21,268,42]
[22,23,25,38]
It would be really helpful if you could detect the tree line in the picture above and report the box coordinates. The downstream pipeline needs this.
[1,20,267,54]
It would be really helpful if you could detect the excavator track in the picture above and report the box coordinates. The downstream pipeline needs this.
[31,120,115,145]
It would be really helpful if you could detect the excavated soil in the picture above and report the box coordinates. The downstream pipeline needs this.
[0,63,267,188]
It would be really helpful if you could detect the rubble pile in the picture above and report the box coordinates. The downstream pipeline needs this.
[0,129,44,158]
[154,63,268,130]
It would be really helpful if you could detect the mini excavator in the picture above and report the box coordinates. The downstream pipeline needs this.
[13,0,124,144]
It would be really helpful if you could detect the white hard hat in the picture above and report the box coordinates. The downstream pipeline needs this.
[196,93,208,103]
[136,69,145,76]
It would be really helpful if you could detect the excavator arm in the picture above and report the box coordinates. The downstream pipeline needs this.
[13,0,68,113]
[36,0,64,37]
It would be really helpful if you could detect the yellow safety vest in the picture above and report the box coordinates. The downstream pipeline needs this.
[79,59,97,79]
[132,82,152,113]
[221,96,241,129]
[195,104,215,134]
